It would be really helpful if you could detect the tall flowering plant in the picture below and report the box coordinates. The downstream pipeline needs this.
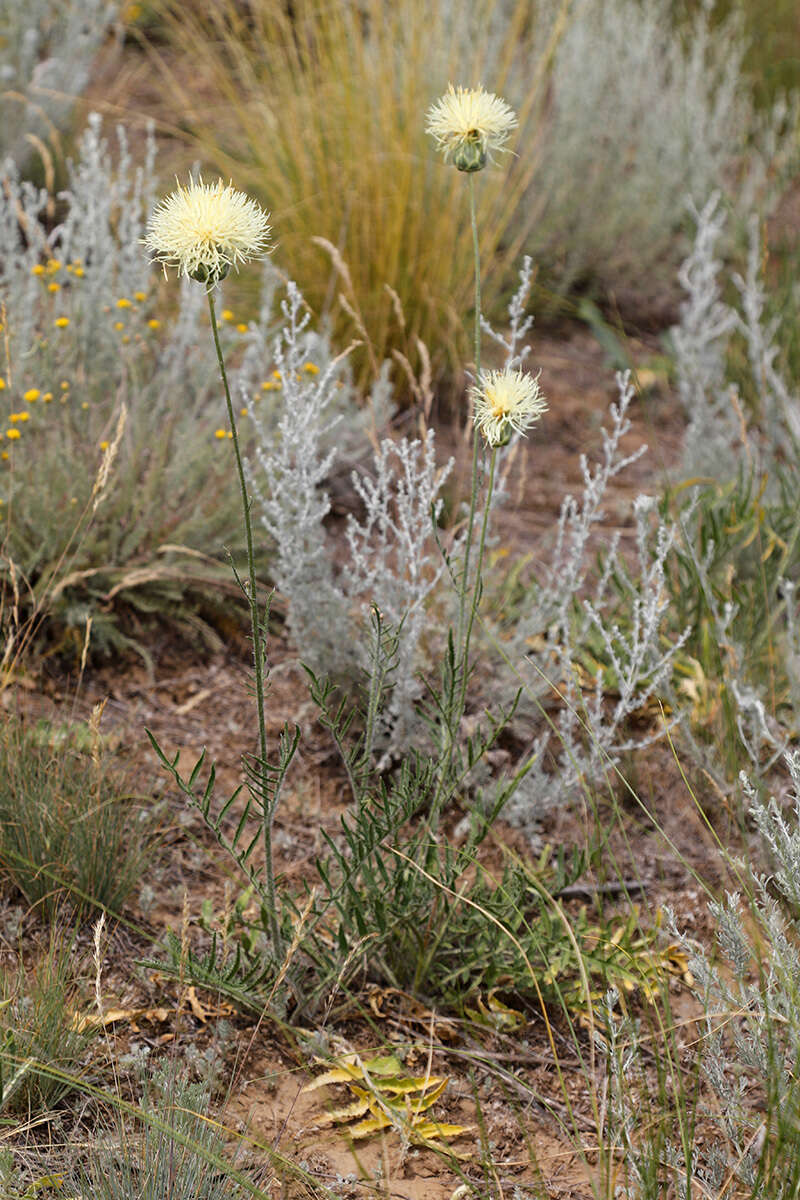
[144,178,293,961]
[425,85,546,821]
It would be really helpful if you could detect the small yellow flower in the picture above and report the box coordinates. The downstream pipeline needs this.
[100,440,109,451]
[74,266,85,278]
[426,83,517,173]
[114,321,125,331]
[470,367,547,447]
[240,406,248,416]
[55,317,70,329]
[122,335,130,344]
[1,452,8,461]
[236,323,248,334]
[31,264,45,277]
[133,291,147,302]
[46,258,61,273]
[147,319,161,330]
[221,309,235,322]
[8,413,19,423]
[0,379,5,390]
[272,370,282,380]
[60,381,70,391]
[116,298,132,309]
[303,362,320,375]
[47,281,61,294]
[214,428,227,439]
[23,389,40,402]
[144,177,271,286]
[17,412,29,422]
[261,380,277,391]
[81,401,89,410]
[6,429,20,440]
[42,392,53,403]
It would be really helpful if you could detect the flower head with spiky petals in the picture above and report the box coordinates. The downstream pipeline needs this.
[144,177,271,286]
[425,84,517,173]
[471,367,547,447]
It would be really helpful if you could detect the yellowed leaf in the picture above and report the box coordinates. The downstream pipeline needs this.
[316,1096,370,1126]
[74,1006,172,1033]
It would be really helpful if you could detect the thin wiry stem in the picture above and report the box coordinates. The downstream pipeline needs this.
[207,290,282,960]
[432,173,487,828]
[454,174,484,671]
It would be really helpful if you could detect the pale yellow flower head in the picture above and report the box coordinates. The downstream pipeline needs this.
[471,367,547,447]
[144,177,271,286]
[426,84,517,173]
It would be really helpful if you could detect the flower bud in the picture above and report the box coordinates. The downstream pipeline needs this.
[189,261,231,286]
[453,134,487,173]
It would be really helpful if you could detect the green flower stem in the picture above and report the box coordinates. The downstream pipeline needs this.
[469,173,482,377]
[207,290,282,960]
[454,174,484,674]
[432,174,487,829]
[460,446,497,695]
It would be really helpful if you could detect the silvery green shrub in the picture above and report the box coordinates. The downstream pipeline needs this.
[510,0,794,305]
[246,281,462,749]
[597,758,800,1196]
[0,0,119,169]
[655,760,800,1197]
[0,114,365,651]
[668,191,800,481]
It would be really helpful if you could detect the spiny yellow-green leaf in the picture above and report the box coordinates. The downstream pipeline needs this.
[349,1113,393,1139]
[360,1054,405,1076]
[302,1066,361,1091]
[316,1095,371,1125]
[374,1074,447,1096]
[412,1118,473,1141]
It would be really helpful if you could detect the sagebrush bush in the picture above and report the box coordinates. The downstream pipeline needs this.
[0,116,327,654]
[247,280,457,749]
[0,0,118,170]
[660,196,800,787]
[519,0,794,310]
[600,757,800,1198]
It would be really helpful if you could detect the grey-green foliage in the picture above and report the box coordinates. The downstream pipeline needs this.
[0,0,119,168]
[247,281,456,748]
[78,1064,250,1200]
[0,114,288,644]
[666,196,800,783]
[671,192,800,480]
[649,757,800,1197]
[495,374,687,842]
[512,0,794,302]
